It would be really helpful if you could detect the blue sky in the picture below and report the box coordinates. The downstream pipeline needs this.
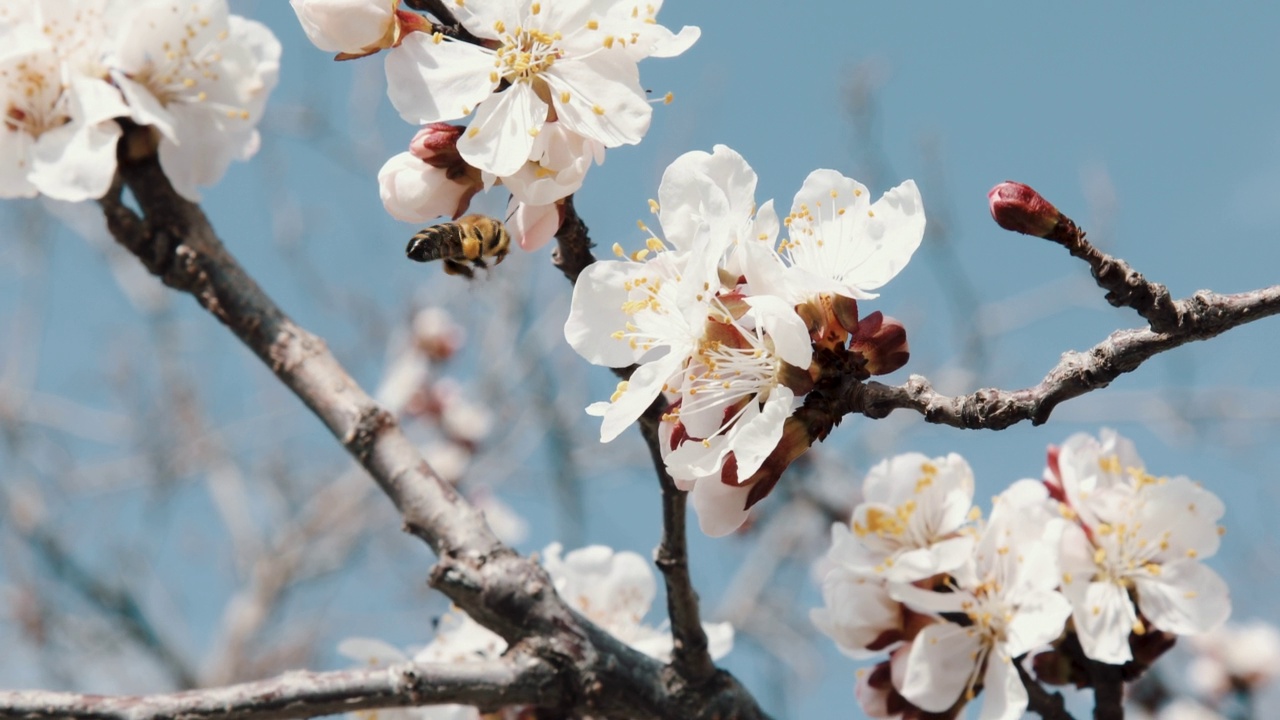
[1,1,1278,717]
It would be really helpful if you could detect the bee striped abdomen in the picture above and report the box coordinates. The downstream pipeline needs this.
[405,215,512,279]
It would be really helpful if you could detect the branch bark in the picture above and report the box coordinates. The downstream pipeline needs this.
[89,131,768,720]
[0,658,556,720]
[848,285,1280,429]
[640,407,716,684]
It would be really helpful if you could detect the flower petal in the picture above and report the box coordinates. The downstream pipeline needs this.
[545,51,650,148]
[385,33,496,124]
[689,475,752,537]
[897,624,982,713]
[456,81,546,177]
[1135,560,1231,636]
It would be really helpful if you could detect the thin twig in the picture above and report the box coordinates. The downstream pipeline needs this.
[1039,211,1181,333]
[0,658,557,720]
[1015,658,1076,720]
[848,285,1280,429]
[639,406,716,684]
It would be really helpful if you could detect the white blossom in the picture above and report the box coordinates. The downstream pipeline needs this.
[384,0,696,178]
[829,452,976,583]
[0,27,127,201]
[1186,620,1280,696]
[543,543,733,662]
[892,481,1071,720]
[1054,430,1230,664]
[108,0,280,200]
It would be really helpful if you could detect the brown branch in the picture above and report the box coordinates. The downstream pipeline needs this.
[401,0,483,45]
[551,195,596,285]
[0,658,556,720]
[1039,212,1181,333]
[1085,659,1125,720]
[1015,658,1075,720]
[639,406,716,684]
[96,131,768,720]
[847,285,1280,429]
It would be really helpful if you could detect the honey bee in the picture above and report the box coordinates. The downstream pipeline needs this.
[405,214,511,279]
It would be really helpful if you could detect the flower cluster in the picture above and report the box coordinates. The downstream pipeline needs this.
[340,542,733,719]
[0,0,280,202]
[290,0,698,251]
[813,431,1230,720]
[565,145,925,536]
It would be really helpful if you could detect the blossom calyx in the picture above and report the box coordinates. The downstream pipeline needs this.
[850,312,909,376]
[988,181,1063,238]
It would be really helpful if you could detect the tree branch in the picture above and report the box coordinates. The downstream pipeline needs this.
[551,195,596,285]
[0,658,556,720]
[848,285,1280,429]
[1036,207,1181,333]
[96,131,768,720]
[640,406,716,684]
[1015,659,1075,720]
[1085,659,1125,720]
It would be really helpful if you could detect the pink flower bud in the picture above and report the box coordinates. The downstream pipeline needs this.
[409,123,465,166]
[987,181,1063,238]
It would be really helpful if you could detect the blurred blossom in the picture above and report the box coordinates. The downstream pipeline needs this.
[542,543,733,662]
[422,441,470,486]
[470,489,529,546]
[413,306,466,361]
[109,0,281,200]
[1186,620,1280,697]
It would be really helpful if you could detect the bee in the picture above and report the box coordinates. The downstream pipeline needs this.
[405,214,511,279]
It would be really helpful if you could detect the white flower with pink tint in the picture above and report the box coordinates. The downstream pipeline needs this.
[108,0,280,199]
[1053,430,1230,664]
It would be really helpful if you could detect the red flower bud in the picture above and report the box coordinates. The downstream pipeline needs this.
[850,312,910,376]
[988,181,1063,238]
[409,123,466,166]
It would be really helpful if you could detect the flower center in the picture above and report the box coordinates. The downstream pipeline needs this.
[127,10,250,121]
[2,58,70,138]
[494,22,562,84]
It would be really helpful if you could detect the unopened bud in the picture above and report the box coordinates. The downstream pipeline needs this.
[850,312,909,376]
[988,181,1063,238]
[409,123,466,166]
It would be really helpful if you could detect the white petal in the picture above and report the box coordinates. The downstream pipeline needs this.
[565,260,645,367]
[385,33,496,124]
[0,129,37,198]
[897,624,982,712]
[290,0,393,53]
[598,351,681,442]
[1072,580,1137,664]
[849,179,926,290]
[1135,561,1231,636]
[743,295,812,368]
[506,199,560,251]
[811,568,902,658]
[378,152,471,222]
[1002,589,1072,658]
[449,0,520,40]
[978,651,1028,720]
[726,387,793,480]
[457,82,546,177]
[689,476,752,537]
[702,621,734,660]
[546,51,650,148]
